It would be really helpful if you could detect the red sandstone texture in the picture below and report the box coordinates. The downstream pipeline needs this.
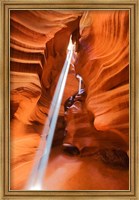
[11,10,81,123]
[75,11,129,143]
[10,10,129,190]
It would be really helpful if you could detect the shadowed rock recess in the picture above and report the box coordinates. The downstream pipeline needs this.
[10,10,129,190]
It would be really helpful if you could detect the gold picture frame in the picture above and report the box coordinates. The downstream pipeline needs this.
[0,0,139,199]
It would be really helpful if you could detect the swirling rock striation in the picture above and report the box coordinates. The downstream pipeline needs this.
[75,11,129,145]
[10,10,82,123]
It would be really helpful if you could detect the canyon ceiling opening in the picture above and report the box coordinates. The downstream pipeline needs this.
[10,10,129,190]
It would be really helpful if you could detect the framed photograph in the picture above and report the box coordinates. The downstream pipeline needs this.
[0,0,139,199]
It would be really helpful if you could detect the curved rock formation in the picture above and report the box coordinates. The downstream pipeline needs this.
[11,10,81,123]
[75,10,129,145]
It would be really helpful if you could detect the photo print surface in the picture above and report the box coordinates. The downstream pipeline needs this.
[10,10,129,190]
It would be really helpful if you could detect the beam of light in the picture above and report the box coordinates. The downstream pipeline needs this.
[76,74,83,94]
[25,36,74,190]
[29,184,42,191]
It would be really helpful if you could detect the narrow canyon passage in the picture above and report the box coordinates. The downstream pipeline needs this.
[10,10,129,190]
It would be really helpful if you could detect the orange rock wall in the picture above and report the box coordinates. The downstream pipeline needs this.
[75,10,129,144]
[11,10,81,123]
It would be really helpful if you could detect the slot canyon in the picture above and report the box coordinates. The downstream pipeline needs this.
[10,10,129,190]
